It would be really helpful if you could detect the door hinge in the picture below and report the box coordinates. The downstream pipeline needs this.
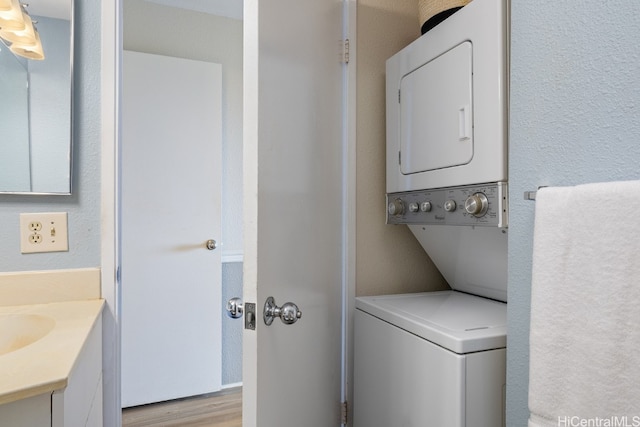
[398,89,401,103]
[341,401,349,425]
[343,38,350,64]
[398,150,401,165]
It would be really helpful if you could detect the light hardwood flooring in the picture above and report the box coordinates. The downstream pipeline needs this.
[122,387,242,427]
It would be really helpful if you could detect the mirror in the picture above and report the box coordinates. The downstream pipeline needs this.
[0,0,73,195]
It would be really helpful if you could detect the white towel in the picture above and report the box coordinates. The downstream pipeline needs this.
[528,181,640,427]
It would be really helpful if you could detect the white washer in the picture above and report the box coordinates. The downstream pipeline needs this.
[353,291,506,427]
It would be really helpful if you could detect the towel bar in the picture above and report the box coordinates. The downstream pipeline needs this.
[524,186,548,201]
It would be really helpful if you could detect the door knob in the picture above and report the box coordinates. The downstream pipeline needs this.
[226,297,243,319]
[206,239,217,250]
[263,296,302,326]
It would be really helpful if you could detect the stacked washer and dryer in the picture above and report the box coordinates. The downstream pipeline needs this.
[353,0,509,425]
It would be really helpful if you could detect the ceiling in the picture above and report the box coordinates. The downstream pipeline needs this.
[144,0,243,20]
[28,0,70,20]
[26,0,243,21]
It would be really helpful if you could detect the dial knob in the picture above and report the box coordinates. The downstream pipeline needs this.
[420,201,432,212]
[464,192,489,217]
[444,200,457,212]
[388,199,405,216]
[408,202,419,213]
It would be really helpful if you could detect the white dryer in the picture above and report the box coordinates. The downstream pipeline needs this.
[353,292,506,427]
[384,0,509,302]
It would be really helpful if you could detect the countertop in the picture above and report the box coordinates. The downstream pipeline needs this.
[0,299,104,405]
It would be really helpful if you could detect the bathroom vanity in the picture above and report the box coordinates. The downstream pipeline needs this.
[0,269,104,426]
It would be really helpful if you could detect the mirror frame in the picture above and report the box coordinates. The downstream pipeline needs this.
[0,0,75,195]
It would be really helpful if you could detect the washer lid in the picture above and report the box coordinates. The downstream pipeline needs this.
[355,291,506,354]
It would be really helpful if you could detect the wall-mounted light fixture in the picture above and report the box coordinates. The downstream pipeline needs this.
[0,0,45,60]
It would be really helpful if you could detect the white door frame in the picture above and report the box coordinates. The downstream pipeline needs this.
[343,1,357,424]
[100,0,121,426]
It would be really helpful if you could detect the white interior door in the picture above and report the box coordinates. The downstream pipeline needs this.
[243,0,346,426]
[121,51,223,407]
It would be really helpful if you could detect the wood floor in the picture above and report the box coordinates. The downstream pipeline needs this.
[122,387,242,427]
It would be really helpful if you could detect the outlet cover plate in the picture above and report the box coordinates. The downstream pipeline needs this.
[20,212,69,254]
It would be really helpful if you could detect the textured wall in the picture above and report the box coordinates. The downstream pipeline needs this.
[508,1,640,424]
[124,0,244,252]
[356,0,448,296]
[0,0,102,272]
[221,262,243,385]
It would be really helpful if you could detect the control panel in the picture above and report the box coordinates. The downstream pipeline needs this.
[386,182,508,227]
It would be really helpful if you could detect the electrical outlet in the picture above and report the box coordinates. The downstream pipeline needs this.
[28,233,43,244]
[20,213,69,254]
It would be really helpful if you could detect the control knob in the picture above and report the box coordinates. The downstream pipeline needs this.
[420,201,432,212]
[408,202,419,213]
[464,192,489,217]
[388,199,405,216]
[444,200,457,212]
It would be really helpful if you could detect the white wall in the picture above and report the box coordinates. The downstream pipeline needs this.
[508,1,640,424]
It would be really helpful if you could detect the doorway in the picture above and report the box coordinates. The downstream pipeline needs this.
[120,0,244,412]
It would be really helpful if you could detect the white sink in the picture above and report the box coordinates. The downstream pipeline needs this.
[0,314,55,356]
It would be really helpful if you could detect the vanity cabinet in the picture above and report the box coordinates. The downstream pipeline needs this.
[0,314,103,426]
[0,393,51,426]
[52,313,103,426]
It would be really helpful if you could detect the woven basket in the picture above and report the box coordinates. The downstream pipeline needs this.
[418,0,472,34]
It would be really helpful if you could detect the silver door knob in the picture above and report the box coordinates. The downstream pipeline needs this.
[263,296,302,326]
[206,239,217,250]
[226,297,243,319]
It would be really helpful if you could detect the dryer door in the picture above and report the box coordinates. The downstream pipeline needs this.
[399,41,473,175]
